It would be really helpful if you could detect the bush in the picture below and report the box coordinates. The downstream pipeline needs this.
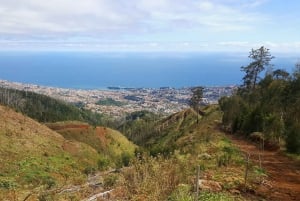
[116,152,133,168]
[0,179,17,189]
[103,174,118,189]
[43,176,56,189]
[83,166,96,175]
[97,157,110,171]
[121,152,132,167]
[286,125,300,154]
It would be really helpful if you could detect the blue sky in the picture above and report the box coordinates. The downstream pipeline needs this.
[0,0,299,52]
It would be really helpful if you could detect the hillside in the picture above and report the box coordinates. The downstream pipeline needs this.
[0,87,105,125]
[0,105,111,200]
[116,104,300,201]
[121,106,215,155]
[1,100,299,200]
[112,106,254,200]
[118,110,161,145]
[47,121,136,168]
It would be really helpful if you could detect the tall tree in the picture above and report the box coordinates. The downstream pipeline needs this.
[241,46,274,90]
[189,86,204,123]
[293,61,300,78]
[273,69,290,80]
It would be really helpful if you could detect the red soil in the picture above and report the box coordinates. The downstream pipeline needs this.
[228,134,300,201]
[48,124,89,130]
[50,123,110,149]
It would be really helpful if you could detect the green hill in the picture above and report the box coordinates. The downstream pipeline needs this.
[143,106,221,155]
[47,121,137,168]
[120,107,212,155]
[117,105,253,200]
[0,105,101,200]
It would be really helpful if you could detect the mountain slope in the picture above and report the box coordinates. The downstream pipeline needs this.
[141,107,205,155]
[121,105,300,201]
[116,105,257,200]
[0,105,101,199]
[0,87,104,125]
[47,121,137,168]
[118,110,160,145]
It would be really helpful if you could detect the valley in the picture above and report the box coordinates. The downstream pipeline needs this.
[0,75,300,201]
[0,92,299,200]
[0,48,299,200]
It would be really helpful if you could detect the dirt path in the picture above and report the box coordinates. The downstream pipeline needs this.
[227,134,300,201]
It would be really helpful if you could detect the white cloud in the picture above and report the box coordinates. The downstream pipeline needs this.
[217,41,300,53]
[0,0,138,36]
[0,0,268,36]
[0,0,298,53]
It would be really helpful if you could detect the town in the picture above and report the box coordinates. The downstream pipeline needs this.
[0,79,235,118]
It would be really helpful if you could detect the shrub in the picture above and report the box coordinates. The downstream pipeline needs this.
[83,166,96,175]
[121,152,132,167]
[116,152,133,168]
[103,174,118,189]
[0,179,17,189]
[286,124,300,154]
[97,157,110,171]
[43,176,56,189]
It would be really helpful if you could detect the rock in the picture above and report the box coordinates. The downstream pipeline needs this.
[198,179,222,192]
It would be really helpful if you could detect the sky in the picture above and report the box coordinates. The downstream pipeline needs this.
[0,0,299,52]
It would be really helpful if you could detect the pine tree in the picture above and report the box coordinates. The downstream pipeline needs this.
[189,86,203,123]
[241,46,274,90]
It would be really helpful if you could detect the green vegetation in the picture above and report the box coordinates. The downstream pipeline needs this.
[2,48,298,199]
[124,95,143,102]
[219,46,300,154]
[0,87,106,125]
[116,105,250,200]
[189,86,204,123]
[0,105,101,199]
[96,97,126,106]
[47,122,136,168]
[119,110,161,145]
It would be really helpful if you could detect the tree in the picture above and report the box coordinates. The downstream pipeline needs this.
[293,61,300,78]
[273,69,290,80]
[241,46,274,90]
[189,86,204,123]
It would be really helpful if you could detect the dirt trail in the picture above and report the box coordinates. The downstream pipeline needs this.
[227,134,300,201]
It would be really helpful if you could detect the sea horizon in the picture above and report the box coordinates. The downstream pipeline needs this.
[0,51,298,89]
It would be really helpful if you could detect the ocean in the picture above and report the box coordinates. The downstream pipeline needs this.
[0,51,297,89]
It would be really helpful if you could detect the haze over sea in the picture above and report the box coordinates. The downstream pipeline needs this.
[0,51,297,89]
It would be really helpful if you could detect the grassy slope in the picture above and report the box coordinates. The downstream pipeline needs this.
[160,106,250,189]
[118,105,263,200]
[46,122,136,166]
[0,105,100,199]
